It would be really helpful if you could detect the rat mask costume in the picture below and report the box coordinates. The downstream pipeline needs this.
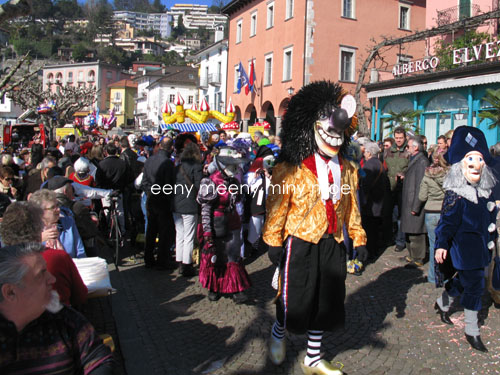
[434,126,497,353]
[263,81,367,375]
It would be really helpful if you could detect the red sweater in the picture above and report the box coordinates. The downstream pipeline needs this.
[42,248,88,306]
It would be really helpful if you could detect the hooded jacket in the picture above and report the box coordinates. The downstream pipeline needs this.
[418,165,448,212]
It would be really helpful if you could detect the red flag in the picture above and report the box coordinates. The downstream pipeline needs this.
[249,60,256,93]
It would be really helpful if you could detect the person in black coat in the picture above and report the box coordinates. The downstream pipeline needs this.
[173,142,203,276]
[360,141,389,259]
[140,137,176,269]
[96,143,131,236]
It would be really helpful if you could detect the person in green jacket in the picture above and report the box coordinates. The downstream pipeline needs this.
[383,127,409,252]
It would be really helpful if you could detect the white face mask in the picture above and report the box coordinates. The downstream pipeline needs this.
[314,119,345,157]
[461,151,485,185]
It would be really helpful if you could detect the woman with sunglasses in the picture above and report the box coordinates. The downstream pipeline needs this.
[0,166,19,201]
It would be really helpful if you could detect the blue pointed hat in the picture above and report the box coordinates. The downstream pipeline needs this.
[444,126,492,165]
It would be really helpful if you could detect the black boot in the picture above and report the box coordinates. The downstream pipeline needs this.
[465,334,488,352]
[181,264,197,277]
[232,291,248,304]
[207,291,220,301]
[434,302,453,325]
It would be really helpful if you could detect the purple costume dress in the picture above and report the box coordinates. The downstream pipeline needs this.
[197,170,251,294]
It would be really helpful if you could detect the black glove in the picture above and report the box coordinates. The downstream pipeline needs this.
[110,190,121,198]
[268,246,283,266]
[355,246,369,263]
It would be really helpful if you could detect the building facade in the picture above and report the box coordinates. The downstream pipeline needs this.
[222,0,427,135]
[134,66,198,129]
[168,4,228,29]
[43,62,129,112]
[108,79,138,128]
[113,11,172,38]
[194,31,228,115]
[366,0,500,146]
[0,94,23,125]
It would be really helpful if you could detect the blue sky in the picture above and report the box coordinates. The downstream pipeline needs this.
[0,0,221,10]
[162,0,216,9]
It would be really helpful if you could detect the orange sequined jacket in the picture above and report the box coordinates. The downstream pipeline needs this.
[263,158,367,247]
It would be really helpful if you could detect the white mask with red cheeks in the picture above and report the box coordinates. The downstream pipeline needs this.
[461,151,485,185]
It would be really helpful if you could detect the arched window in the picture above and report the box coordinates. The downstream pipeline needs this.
[88,70,95,82]
[425,91,468,111]
[47,73,54,83]
[382,97,413,115]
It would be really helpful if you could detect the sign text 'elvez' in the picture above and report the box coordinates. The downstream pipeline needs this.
[453,40,500,65]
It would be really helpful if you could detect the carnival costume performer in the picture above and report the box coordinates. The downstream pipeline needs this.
[434,126,497,353]
[263,81,368,375]
[197,146,251,304]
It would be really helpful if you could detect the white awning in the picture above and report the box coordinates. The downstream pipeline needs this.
[367,72,500,99]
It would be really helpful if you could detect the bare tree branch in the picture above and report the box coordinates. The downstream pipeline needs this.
[354,8,500,133]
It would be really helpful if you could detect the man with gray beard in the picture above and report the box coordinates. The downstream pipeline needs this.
[0,243,113,373]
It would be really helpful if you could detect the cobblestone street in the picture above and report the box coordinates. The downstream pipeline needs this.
[107,244,500,375]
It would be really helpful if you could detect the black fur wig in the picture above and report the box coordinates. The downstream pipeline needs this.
[278,80,353,166]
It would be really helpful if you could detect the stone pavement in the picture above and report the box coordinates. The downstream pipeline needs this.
[108,245,500,375]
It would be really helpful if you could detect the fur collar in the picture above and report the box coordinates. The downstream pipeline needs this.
[425,165,448,178]
[443,163,496,203]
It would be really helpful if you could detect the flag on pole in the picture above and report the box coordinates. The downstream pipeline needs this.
[249,60,256,93]
[237,62,250,95]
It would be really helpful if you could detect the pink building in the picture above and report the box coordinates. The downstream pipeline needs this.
[427,0,499,55]
[42,62,129,112]
[223,0,427,134]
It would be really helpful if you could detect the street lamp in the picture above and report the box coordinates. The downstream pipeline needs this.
[287,86,295,96]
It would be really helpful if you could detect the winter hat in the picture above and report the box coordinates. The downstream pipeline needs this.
[445,126,492,165]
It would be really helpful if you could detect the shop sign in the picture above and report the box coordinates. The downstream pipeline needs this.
[392,56,440,77]
[453,40,500,65]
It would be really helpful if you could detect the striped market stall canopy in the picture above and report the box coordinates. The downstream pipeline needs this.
[160,123,218,132]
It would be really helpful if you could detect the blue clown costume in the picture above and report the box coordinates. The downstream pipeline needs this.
[434,126,497,353]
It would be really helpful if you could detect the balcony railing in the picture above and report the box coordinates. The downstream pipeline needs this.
[436,4,481,26]
[208,73,221,86]
[199,76,208,88]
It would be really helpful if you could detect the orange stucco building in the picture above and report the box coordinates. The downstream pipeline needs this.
[223,0,427,135]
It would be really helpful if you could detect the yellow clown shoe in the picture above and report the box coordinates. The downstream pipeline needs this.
[300,359,344,375]
[269,335,286,365]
